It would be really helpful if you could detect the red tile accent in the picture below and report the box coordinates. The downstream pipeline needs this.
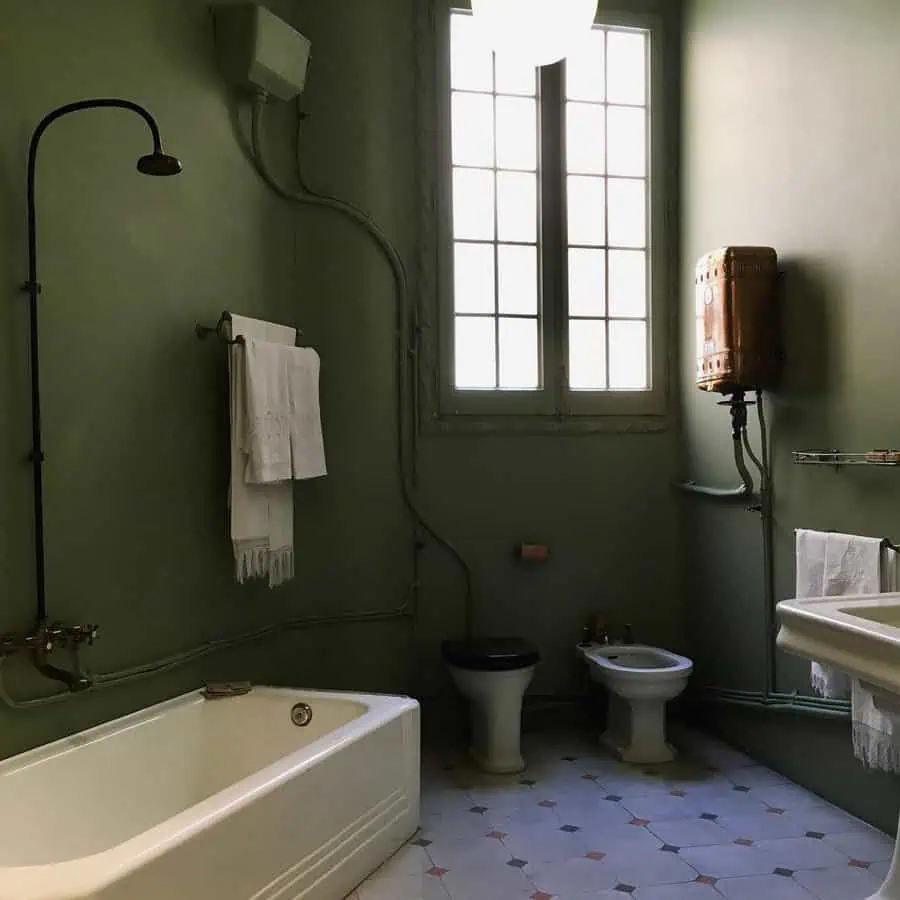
[630,818,650,827]
[581,773,599,781]
[538,800,557,808]
[531,893,554,900]
[586,851,607,861]
[426,866,448,877]
[696,875,717,885]
[849,859,871,869]
[486,830,507,840]
[766,807,786,815]
[733,838,754,847]
[669,790,687,798]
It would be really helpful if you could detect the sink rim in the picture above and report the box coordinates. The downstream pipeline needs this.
[776,591,900,695]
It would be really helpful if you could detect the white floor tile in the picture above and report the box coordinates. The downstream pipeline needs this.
[468,783,540,812]
[367,845,433,879]
[725,765,790,789]
[525,854,620,895]
[870,858,890,880]
[580,821,665,854]
[421,786,478,818]
[715,873,816,900]
[682,785,769,818]
[550,795,635,830]
[753,836,850,871]
[439,860,534,900]
[633,883,723,900]
[824,829,896,863]
[796,805,874,836]
[502,822,591,865]
[753,784,829,811]
[425,833,513,870]
[622,792,702,822]
[358,874,451,900]
[420,807,493,838]
[353,728,892,900]
[485,801,561,830]
[646,816,732,848]
[607,846,701,887]
[793,865,885,900]
[716,811,811,842]
[679,843,778,878]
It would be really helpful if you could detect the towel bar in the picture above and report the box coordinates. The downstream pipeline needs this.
[195,311,302,346]
[793,528,900,555]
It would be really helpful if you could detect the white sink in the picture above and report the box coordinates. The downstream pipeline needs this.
[777,591,900,900]
[776,591,900,695]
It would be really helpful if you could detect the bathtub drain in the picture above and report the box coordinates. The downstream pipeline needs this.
[291,702,313,727]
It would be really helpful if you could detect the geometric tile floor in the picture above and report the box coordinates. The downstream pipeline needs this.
[345,724,895,900]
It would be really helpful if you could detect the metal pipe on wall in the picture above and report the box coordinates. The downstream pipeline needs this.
[682,393,850,720]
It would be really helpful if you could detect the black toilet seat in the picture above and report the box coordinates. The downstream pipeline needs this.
[442,638,540,672]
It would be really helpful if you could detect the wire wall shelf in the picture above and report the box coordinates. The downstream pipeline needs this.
[793,450,900,467]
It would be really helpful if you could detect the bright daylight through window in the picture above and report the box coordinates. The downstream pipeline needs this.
[449,10,652,402]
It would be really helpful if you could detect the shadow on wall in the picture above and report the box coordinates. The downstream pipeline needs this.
[773,258,840,445]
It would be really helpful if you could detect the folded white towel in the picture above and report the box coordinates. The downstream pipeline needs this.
[243,338,292,484]
[796,530,882,699]
[228,314,297,587]
[285,347,327,480]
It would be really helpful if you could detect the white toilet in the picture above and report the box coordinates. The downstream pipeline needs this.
[443,638,539,774]
[579,643,693,765]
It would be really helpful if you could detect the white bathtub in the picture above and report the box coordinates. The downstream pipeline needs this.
[0,686,420,900]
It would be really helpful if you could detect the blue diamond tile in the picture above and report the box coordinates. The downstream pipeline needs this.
[773,868,794,877]
[615,884,636,893]
[507,858,528,869]
[661,844,680,853]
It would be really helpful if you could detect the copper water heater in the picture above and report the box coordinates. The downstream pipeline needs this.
[695,246,780,394]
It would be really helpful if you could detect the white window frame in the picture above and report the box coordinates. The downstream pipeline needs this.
[415,1,675,433]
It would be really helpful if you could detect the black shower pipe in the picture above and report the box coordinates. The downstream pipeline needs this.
[21,99,180,628]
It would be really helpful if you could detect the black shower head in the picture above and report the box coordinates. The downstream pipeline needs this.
[137,152,182,177]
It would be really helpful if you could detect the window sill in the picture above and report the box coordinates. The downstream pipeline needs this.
[421,409,673,436]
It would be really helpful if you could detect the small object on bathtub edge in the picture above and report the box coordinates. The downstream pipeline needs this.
[203,681,253,699]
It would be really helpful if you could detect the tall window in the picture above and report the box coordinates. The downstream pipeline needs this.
[445,9,662,418]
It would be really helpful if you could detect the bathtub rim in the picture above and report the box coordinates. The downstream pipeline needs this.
[0,686,419,900]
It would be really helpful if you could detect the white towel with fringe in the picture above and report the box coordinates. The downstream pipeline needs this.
[228,314,296,587]
[852,547,900,773]
[796,530,883,699]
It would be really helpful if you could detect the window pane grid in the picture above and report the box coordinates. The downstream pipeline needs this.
[451,11,541,391]
[448,12,654,401]
[563,25,650,393]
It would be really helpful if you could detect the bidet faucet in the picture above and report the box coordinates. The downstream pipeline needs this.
[610,624,635,646]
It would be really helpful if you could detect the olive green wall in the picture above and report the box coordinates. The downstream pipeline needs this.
[291,0,685,699]
[0,0,684,756]
[681,0,900,831]
[0,0,412,759]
